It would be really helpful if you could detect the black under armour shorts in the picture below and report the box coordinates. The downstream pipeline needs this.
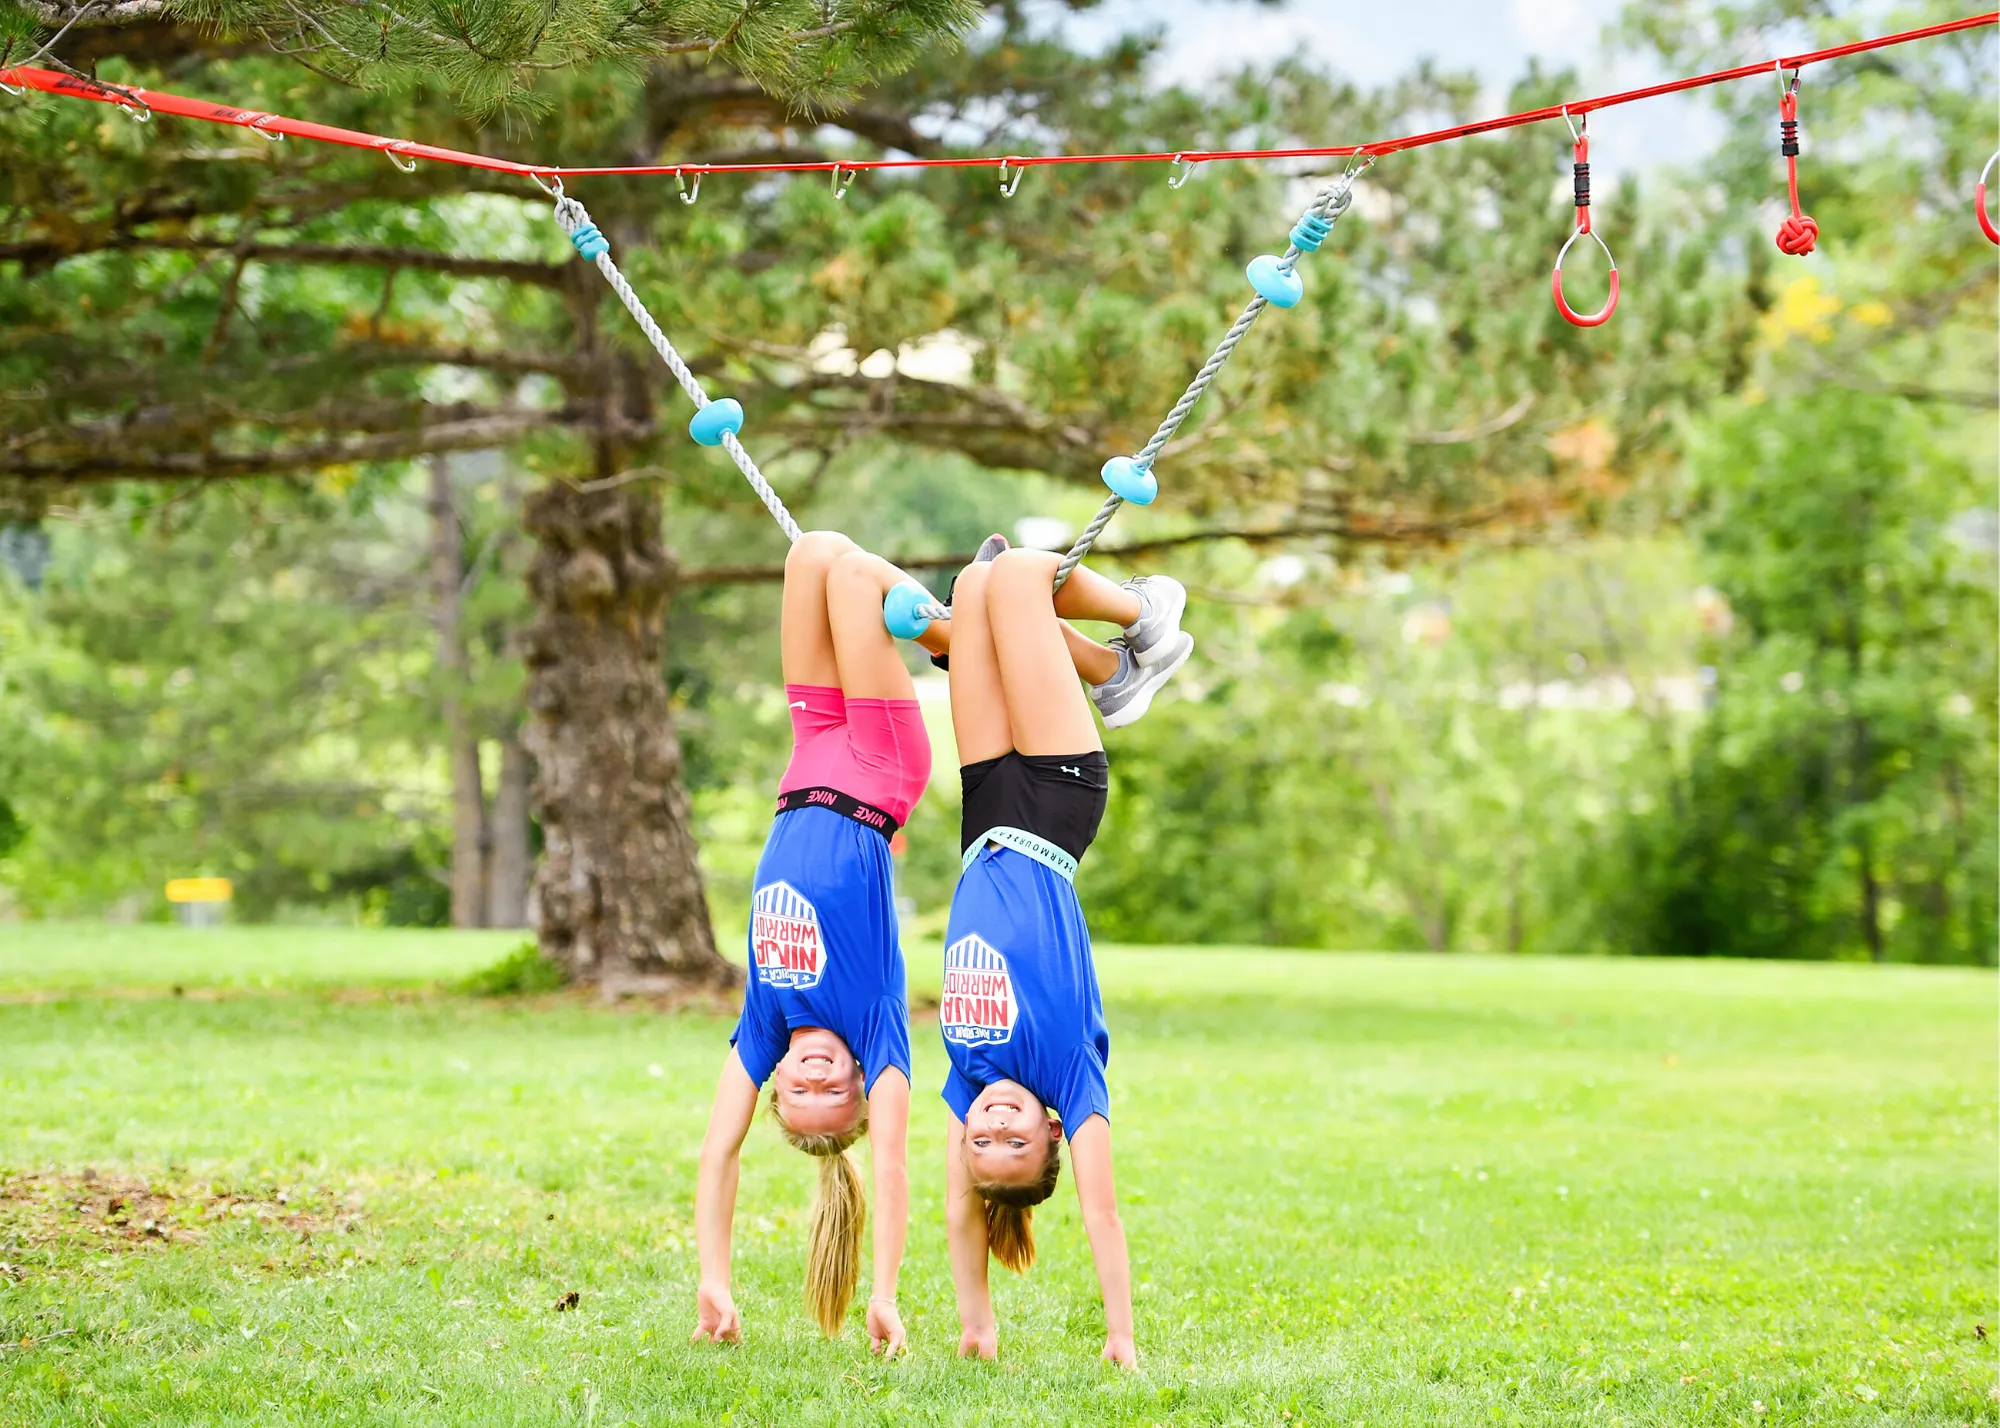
[959,750,1110,867]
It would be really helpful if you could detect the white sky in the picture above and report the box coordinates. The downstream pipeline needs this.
[1028,0,1729,178]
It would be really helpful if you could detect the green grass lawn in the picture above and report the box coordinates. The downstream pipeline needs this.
[0,924,524,997]
[1,927,1993,1426]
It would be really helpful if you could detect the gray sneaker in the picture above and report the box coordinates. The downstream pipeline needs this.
[1091,632,1195,730]
[1120,574,1188,668]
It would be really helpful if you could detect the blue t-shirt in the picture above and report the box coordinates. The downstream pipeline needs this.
[732,806,910,1093]
[939,843,1110,1138]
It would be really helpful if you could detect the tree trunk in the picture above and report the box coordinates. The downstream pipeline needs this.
[430,455,488,929]
[1856,825,1885,962]
[519,478,732,995]
[487,723,533,929]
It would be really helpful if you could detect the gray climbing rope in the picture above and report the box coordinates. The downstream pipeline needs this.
[542,161,1364,627]
[1051,164,1363,588]
[548,187,803,544]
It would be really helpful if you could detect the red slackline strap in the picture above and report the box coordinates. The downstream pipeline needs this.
[0,13,1991,186]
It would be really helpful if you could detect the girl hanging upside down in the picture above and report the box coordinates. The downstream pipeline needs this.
[933,538,1193,1369]
[692,530,947,1355]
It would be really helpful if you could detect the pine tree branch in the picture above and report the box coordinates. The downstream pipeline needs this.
[18,0,166,27]
[312,341,595,378]
[646,74,940,155]
[49,396,533,447]
[2,408,594,481]
[698,355,1101,466]
[47,18,256,66]
[1408,394,1538,444]
[0,236,570,286]
[676,507,1536,586]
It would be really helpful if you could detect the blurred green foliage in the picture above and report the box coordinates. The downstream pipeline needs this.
[1598,392,1996,962]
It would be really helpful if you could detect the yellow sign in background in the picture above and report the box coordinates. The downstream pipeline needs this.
[165,877,233,903]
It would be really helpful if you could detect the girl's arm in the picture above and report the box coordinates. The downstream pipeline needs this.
[943,1113,999,1359]
[1069,1116,1136,1367]
[863,1069,911,1356]
[692,1048,760,1343]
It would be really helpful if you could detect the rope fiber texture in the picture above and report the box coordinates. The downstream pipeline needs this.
[1050,170,1360,589]
[552,193,803,544]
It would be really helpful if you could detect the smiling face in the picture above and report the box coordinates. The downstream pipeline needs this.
[962,1079,1060,1188]
[770,1027,864,1138]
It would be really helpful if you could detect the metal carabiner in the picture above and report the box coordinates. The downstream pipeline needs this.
[244,113,285,142]
[677,168,701,206]
[830,164,856,200]
[528,171,564,198]
[998,157,1025,198]
[382,141,417,174]
[1167,154,1201,189]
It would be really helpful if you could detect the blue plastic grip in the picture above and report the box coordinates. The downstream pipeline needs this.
[883,582,936,641]
[1290,212,1333,252]
[568,223,609,260]
[1100,456,1159,506]
[1247,255,1303,309]
[688,398,744,447]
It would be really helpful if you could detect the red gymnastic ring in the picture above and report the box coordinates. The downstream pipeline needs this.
[1552,226,1619,328]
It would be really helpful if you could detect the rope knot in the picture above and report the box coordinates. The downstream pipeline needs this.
[1290,212,1334,251]
[551,196,609,260]
[1773,83,1816,257]
[1774,212,1818,256]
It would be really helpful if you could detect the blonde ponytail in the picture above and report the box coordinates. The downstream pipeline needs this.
[804,1148,865,1334]
[972,1129,1062,1275]
[771,1086,869,1336]
[984,1199,1037,1274]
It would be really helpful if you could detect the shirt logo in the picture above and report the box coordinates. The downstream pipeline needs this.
[751,881,826,989]
[941,934,1016,1047]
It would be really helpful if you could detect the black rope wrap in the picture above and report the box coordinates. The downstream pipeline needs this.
[1780,118,1800,158]
[1573,161,1591,208]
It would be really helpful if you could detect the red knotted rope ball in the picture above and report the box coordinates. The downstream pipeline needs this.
[1774,212,1818,256]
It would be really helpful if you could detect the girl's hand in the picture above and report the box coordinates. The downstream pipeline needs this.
[691,1282,741,1344]
[866,1298,906,1357]
[957,1323,999,1360]
[1101,1333,1138,1369]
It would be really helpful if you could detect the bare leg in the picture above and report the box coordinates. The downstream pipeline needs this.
[781,531,859,689]
[919,606,1108,681]
[1061,621,1119,686]
[826,549,924,702]
[945,562,1015,764]
[1051,563,1141,629]
[985,549,1102,757]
